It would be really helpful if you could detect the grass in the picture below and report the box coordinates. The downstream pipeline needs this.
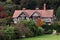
[21,35,60,40]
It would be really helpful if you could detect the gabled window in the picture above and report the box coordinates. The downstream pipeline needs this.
[30,12,40,21]
[18,12,27,20]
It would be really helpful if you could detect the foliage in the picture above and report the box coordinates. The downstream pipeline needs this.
[4,25,15,40]
[0,25,15,40]
[42,24,53,34]
[0,6,3,11]
[0,17,12,26]
[12,0,20,4]
[37,27,44,35]
[6,16,13,25]
[56,6,60,20]
[26,0,37,9]
[55,25,60,33]
[0,11,8,18]
[53,24,60,33]
[13,23,34,38]
[6,0,13,4]
[36,18,43,26]
[19,20,44,36]
[0,0,60,18]
[0,18,7,26]
[0,0,6,2]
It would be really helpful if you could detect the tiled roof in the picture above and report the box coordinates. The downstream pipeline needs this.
[12,10,22,18]
[12,9,54,18]
[12,4,54,18]
[40,10,54,17]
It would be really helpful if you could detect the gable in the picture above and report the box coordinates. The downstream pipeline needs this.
[12,10,22,18]
[32,12,40,16]
[20,12,26,17]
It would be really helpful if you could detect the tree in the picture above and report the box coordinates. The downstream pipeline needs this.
[0,0,6,2]
[26,0,37,9]
[0,6,3,11]
[36,18,43,26]
[0,11,8,18]
[6,0,13,4]
[56,6,60,20]
[12,0,21,4]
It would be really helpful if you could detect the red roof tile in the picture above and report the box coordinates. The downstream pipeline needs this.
[12,10,22,18]
[39,10,54,17]
[12,4,54,18]
[12,9,54,18]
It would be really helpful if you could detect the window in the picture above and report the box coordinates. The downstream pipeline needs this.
[32,12,40,21]
[42,18,51,22]
[13,18,17,23]
[19,12,26,20]
[33,16,40,21]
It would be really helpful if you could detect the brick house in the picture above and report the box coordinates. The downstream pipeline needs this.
[12,4,54,24]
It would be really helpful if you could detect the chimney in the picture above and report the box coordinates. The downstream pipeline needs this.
[36,8,39,10]
[44,3,46,10]
[22,8,26,10]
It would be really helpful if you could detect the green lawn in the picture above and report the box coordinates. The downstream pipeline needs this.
[21,35,60,40]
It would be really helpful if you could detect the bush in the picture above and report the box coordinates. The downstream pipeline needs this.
[37,27,44,35]
[0,25,16,40]
[0,16,13,26]
[4,25,15,40]
[14,21,33,38]
[0,20,44,40]
[53,24,60,33]
[42,24,53,34]
[18,20,44,37]
[0,27,5,40]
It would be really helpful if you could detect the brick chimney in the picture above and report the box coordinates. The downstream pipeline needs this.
[44,3,46,10]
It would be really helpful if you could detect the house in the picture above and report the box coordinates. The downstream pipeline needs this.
[12,4,54,24]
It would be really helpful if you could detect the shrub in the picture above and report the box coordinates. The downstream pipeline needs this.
[0,6,3,11]
[18,20,44,36]
[37,27,44,35]
[36,18,43,26]
[0,25,16,40]
[42,24,53,34]
[0,17,12,26]
[4,25,15,40]
[6,16,13,25]
[0,18,7,26]
[13,23,34,38]
[0,11,8,18]
[0,20,44,40]
[54,24,60,33]
[0,27,5,40]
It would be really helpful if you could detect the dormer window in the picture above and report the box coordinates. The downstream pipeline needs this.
[18,12,27,20]
[30,12,40,21]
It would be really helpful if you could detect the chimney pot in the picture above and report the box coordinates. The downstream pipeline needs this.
[44,3,46,10]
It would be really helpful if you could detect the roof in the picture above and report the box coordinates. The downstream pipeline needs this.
[12,4,54,18]
[12,10,22,18]
[39,10,54,17]
[12,9,54,18]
